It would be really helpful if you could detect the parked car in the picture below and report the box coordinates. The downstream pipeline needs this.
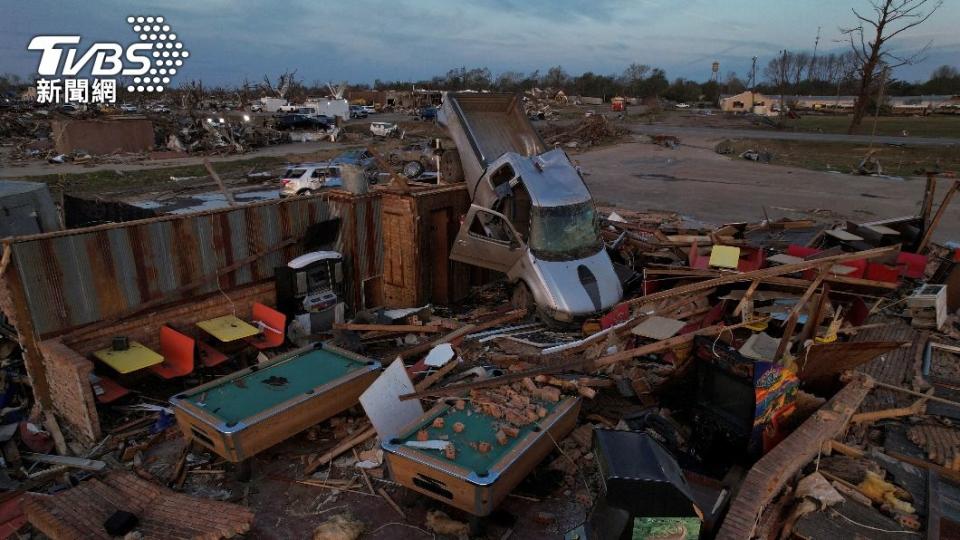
[388,141,436,178]
[674,103,691,109]
[275,113,331,131]
[279,163,344,197]
[119,103,138,113]
[417,106,438,121]
[149,104,170,113]
[369,121,400,138]
[331,149,380,184]
[58,103,80,114]
[331,149,376,169]
[361,105,376,114]
[349,105,368,119]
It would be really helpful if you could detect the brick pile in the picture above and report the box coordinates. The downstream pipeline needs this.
[23,471,254,539]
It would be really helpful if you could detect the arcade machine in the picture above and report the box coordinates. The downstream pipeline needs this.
[274,251,346,343]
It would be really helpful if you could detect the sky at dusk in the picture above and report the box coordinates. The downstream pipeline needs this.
[3,0,958,87]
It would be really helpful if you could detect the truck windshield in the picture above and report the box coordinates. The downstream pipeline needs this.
[528,202,602,261]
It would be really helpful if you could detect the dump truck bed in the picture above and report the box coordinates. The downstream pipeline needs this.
[441,93,546,192]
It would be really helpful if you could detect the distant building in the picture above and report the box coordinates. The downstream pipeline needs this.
[719,91,777,115]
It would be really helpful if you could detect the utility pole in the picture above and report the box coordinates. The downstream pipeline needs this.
[778,50,787,122]
[749,56,757,91]
[810,26,821,81]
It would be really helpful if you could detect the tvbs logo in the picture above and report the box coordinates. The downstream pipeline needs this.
[28,16,189,102]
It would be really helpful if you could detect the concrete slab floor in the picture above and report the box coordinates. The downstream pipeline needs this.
[577,136,960,243]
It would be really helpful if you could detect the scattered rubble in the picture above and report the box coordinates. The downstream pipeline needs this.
[539,114,630,148]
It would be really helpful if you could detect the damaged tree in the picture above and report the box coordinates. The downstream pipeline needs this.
[842,0,943,133]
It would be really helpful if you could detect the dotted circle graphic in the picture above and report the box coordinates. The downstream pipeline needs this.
[126,15,189,93]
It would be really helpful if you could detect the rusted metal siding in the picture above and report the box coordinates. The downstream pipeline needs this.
[9,194,382,337]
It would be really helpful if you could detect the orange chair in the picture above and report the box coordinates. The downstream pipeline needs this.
[151,326,195,379]
[245,303,287,350]
[197,341,229,368]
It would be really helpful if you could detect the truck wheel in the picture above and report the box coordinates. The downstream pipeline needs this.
[298,189,314,196]
[402,161,424,178]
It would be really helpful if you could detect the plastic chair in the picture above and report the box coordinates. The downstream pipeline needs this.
[245,303,287,350]
[737,247,765,272]
[688,240,710,270]
[197,341,229,368]
[896,252,927,279]
[865,262,901,283]
[151,326,195,379]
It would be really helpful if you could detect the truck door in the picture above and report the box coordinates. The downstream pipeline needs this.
[450,205,525,273]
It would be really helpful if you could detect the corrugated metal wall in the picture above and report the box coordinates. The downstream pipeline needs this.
[9,193,382,337]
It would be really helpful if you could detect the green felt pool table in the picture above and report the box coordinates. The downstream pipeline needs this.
[170,343,380,462]
[382,396,580,516]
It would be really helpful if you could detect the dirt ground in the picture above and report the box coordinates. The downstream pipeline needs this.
[577,133,960,242]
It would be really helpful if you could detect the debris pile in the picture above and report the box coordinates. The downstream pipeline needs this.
[539,115,629,148]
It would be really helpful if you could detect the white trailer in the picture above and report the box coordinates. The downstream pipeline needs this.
[305,98,350,121]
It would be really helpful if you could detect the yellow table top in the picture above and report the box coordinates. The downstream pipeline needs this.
[94,341,164,374]
[197,315,260,342]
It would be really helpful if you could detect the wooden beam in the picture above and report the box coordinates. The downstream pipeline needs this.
[733,279,761,317]
[400,319,762,400]
[304,425,376,474]
[203,159,237,207]
[918,180,960,252]
[797,282,830,345]
[643,260,901,291]
[397,309,525,360]
[774,268,827,361]
[334,323,442,333]
[22,453,106,471]
[920,174,937,233]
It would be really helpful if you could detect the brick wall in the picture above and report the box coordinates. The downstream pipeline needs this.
[40,281,275,445]
[65,281,275,354]
[24,470,254,539]
[37,339,100,444]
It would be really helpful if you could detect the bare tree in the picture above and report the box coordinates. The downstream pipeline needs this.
[842,0,942,133]
[261,70,298,99]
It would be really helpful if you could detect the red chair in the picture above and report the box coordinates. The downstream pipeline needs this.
[787,245,821,258]
[896,252,927,279]
[92,375,129,404]
[151,326,195,379]
[840,258,867,279]
[865,262,901,284]
[197,341,229,368]
[688,240,710,270]
[245,303,287,350]
[737,247,765,272]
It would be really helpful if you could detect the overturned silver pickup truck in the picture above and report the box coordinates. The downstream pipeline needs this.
[439,93,622,322]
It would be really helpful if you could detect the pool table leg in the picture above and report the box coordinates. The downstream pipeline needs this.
[233,458,253,482]
[468,514,484,537]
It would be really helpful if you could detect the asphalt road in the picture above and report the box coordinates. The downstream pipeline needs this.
[628,124,960,147]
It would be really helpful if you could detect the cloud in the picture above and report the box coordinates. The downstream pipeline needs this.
[2,0,957,85]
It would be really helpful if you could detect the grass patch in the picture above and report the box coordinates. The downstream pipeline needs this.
[720,138,960,175]
[785,114,960,139]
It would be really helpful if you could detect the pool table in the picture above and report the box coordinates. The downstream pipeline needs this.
[170,343,380,462]
[382,396,580,516]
